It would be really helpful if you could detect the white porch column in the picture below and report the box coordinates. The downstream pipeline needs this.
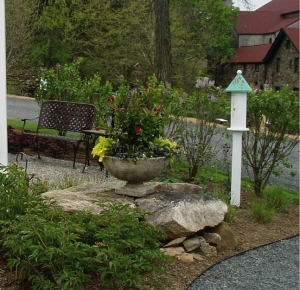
[0,1,7,166]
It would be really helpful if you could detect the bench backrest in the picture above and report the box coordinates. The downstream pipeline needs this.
[38,100,97,133]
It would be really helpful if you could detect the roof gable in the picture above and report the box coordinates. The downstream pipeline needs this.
[257,0,299,14]
[264,27,299,62]
[230,44,272,63]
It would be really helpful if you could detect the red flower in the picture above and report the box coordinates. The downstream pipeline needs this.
[175,145,180,149]
[107,96,115,102]
[145,85,149,90]
[135,127,142,133]
[155,107,161,114]
[96,126,100,131]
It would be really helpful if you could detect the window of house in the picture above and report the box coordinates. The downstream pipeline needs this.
[243,64,247,73]
[295,57,299,73]
[286,40,291,49]
[255,64,259,72]
[276,58,281,72]
[269,38,272,43]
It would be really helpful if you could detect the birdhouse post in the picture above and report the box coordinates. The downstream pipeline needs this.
[225,70,251,206]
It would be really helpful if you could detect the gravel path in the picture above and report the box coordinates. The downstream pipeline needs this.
[8,153,124,189]
[188,235,299,290]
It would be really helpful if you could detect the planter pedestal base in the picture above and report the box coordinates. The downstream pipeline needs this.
[115,183,156,197]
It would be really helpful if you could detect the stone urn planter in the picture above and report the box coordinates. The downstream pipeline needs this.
[102,156,169,197]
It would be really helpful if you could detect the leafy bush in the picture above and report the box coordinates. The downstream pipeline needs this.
[173,76,230,180]
[0,165,169,290]
[0,165,32,221]
[35,57,113,127]
[243,86,299,196]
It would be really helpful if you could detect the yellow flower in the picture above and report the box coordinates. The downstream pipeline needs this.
[92,136,115,162]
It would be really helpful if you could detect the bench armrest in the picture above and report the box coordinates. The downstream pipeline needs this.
[21,117,39,133]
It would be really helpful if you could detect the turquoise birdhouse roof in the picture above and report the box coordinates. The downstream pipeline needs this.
[225,70,252,93]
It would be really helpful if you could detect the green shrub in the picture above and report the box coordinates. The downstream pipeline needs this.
[250,199,275,223]
[1,203,169,290]
[29,177,50,195]
[1,205,95,290]
[263,186,292,213]
[0,165,32,221]
[0,165,170,290]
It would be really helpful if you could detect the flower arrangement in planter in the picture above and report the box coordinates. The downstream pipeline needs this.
[92,75,181,195]
[92,76,180,163]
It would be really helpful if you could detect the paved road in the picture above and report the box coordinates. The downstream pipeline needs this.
[7,95,299,191]
[7,95,40,121]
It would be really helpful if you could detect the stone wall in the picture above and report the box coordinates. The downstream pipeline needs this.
[265,34,299,90]
[7,67,41,97]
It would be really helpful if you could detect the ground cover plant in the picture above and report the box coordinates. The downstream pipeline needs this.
[0,165,170,290]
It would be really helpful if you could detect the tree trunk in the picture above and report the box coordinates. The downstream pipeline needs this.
[154,0,171,84]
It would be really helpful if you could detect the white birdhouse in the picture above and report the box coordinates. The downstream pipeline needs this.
[226,70,251,131]
[225,70,252,207]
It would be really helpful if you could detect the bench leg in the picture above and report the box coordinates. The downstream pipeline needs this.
[72,142,81,169]
[36,137,42,159]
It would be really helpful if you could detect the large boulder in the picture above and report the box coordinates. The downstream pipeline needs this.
[41,182,228,240]
[136,183,228,239]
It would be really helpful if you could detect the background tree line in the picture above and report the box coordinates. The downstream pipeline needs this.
[6,0,238,92]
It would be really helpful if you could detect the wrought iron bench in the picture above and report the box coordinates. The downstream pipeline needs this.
[20,100,97,168]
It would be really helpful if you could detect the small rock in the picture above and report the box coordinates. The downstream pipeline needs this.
[183,237,201,252]
[177,253,195,263]
[161,247,185,257]
[206,222,238,250]
[203,232,221,246]
[198,244,218,257]
[192,253,205,261]
[164,237,187,248]
[198,236,208,246]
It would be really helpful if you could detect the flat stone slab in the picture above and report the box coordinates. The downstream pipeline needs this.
[41,182,227,239]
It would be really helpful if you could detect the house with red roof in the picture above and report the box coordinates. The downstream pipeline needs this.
[217,0,299,91]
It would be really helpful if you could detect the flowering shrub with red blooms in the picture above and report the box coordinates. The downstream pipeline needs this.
[93,75,180,160]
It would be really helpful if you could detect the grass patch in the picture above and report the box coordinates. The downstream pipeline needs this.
[250,185,297,223]
[251,199,276,223]
[8,118,81,138]
[263,185,295,212]
[8,118,38,131]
